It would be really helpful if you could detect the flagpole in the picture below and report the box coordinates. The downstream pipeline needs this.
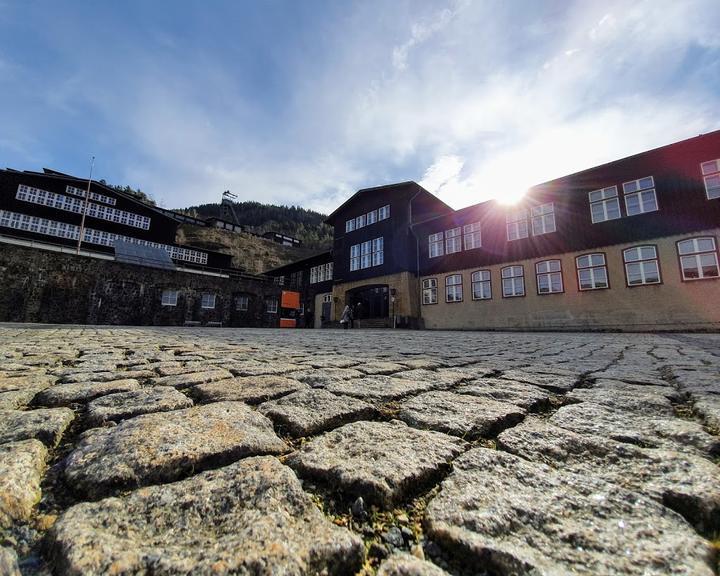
[76,155,95,255]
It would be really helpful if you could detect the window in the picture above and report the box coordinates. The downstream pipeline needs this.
[535,260,563,294]
[463,222,481,250]
[702,160,720,200]
[350,244,360,271]
[361,241,372,268]
[576,254,608,290]
[589,186,621,223]
[501,265,525,297]
[623,177,658,216]
[378,205,390,220]
[445,274,463,302]
[677,237,719,280]
[531,203,556,235]
[310,266,318,284]
[372,237,384,266]
[310,263,333,284]
[236,295,249,311]
[471,270,491,300]
[422,278,437,305]
[201,293,216,309]
[161,290,178,306]
[623,246,661,286]
[346,219,355,233]
[429,232,444,258]
[445,227,462,254]
[274,276,285,286]
[506,210,528,241]
[266,298,278,313]
[356,214,366,229]
[367,209,378,224]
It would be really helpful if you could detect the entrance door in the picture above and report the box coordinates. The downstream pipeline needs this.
[348,285,389,319]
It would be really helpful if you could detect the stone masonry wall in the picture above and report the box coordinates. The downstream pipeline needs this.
[0,243,282,327]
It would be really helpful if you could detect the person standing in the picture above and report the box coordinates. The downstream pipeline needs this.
[340,304,352,329]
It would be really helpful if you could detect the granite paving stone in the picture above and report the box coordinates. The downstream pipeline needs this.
[150,369,234,388]
[190,375,310,404]
[286,420,467,506]
[356,361,408,375]
[0,439,47,528]
[85,387,194,426]
[288,367,365,388]
[398,391,525,439]
[63,401,288,497]
[258,389,376,437]
[49,456,364,575]
[566,386,675,415]
[325,375,437,402]
[0,407,74,447]
[497,369,578,392]
[32,379,141,407]
[0,547,21,576]
[497,416,720,535]
[425,447,714,576]
[455,378,551,410]
[377,553,450,576]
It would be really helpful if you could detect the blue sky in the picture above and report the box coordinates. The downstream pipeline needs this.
[1,0,719,212]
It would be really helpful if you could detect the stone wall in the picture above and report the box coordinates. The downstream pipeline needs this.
[0,243,281,327]
[419,229,720,331]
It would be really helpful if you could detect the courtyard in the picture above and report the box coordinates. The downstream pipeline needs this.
[0,325,718,575]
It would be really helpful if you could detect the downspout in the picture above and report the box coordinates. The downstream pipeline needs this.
[408,190,422,328]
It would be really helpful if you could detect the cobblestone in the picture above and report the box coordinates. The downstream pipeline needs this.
[0,325,718,574]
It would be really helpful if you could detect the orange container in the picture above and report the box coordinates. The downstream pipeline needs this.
[281,291,301,309]
[279,318,297,328]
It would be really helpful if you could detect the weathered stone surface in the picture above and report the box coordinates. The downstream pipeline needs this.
[287,420,467,506]
[498,369,577,392]
[190,375,309,404]
[398,392,525,439]
[391,369,470,389]
[0,439,47,528]
[377,553,450,576]
[696,395,720,431]
[550,402,719,455]
[33,379,140,407]
[288,368,365,388]
[0,547,21,576]
[566,386,674,415]
[86,387,194,426]
[497,417,720,535]
[592,378,683,401]
[326,375,436,402]
[357,361,407,375]
[455,378,551,410]
[259,389,376,437]
[425,447,714,576]
[151,369,233,389]
[63,401,288,497]
[49,456,364,575]
[227,361,304,376]
[0,374,56,409]
[0,408,74,447]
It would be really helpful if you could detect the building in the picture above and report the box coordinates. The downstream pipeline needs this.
[262,231,302,247]
[269,131,720,331]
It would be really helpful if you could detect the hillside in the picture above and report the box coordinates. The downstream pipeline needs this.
[176,201,333,250]
[176,224,323,274]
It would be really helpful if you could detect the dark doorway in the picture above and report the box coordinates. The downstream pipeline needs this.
[347,285,389,319]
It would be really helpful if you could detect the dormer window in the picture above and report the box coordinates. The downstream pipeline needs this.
[623,177,658,216]
[531,203,556,235]
[506,209,528,241]
[701,160,720,199]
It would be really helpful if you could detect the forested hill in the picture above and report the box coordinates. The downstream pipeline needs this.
[176,201,333,250]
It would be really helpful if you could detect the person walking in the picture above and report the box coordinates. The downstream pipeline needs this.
[340,304,352,329]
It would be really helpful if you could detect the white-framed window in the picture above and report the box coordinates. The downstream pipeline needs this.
[445,227,462,254]
[677,237,719,280]
[471,270,491,300]
[576,253,609,290]
[236,295,249,311]
[322,294,333,303]
[531,203,556,236]
[266,298,278,313]
[367,209,378,224]
[161,290,178,306]
[506,210,528,241]
[702,160,720,200]
[422,278,437,305]
[350,244,360,271]
[501,265,525,297]
[346,219,355,233]
[463,222,481,250]
[372,237,384,266]
[536,260,563,294]
[356,214,366,229]
[201,293,216,309]
[429,232,444,258]
[378,205,390,220]
[445,274,463,302]
[310,266,318,284]
[623,177,658,216]
[361,241,372,269]
[624,246,661,286]
[310,263,333,284]
[589,186,621,223]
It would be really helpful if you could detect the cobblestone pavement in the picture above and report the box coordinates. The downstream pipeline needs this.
[0,326,719,575]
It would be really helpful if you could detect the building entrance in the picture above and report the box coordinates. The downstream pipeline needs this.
[346,284,389,319]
